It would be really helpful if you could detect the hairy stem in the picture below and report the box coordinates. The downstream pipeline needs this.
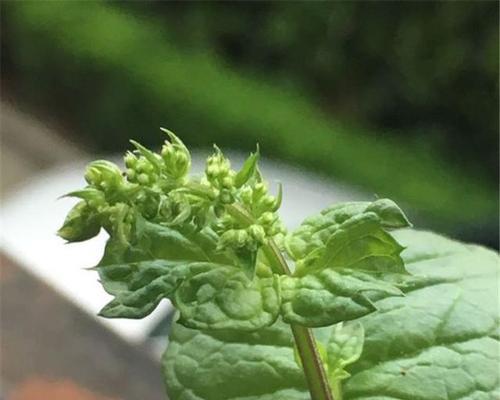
[226,204,334,400]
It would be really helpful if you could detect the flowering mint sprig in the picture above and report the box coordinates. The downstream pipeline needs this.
[59,130,412,400]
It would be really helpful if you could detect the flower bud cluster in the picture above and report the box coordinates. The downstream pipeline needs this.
[85,160,126,194]
[124,151,159,186]
[204,148,237,207]
[160,130,191,180]
[217,223,266,253]
[60,133,286,256]
[206,147,286,255]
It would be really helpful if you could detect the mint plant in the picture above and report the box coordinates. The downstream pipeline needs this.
[59,131,499,400]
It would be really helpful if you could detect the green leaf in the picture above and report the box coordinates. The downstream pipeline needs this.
[285,199,410,262]
[280,201,409,327]
[280,268,402,327]
[234,147,260,188]
[326,322,364,381]
[164,230,499,400]
[163,318,309,400]
[175,266,280,330]
[97,218,281,328]
[97,260,190,318]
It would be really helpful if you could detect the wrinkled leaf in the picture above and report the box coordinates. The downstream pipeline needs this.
[326,321,364,380]
[285,199,410,262]
[280,268,402,327]
[176,266,280,330]
[164,229,499,400]
[280,201,409,327]
[164,318,309,400]
[97,218,282,328]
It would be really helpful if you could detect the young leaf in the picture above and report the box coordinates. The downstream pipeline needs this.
[175,266,280,330]
[164,229,500,400]
[325,321,364,381]
[234,147,260,188]
[280,202,409,327]
[285,199,410,262]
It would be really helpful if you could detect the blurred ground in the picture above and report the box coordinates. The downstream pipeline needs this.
[0,255,164,400]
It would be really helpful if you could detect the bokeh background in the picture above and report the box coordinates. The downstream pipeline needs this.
[1,2,498,400]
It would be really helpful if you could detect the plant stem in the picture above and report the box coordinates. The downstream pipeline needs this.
[226,204,334,400]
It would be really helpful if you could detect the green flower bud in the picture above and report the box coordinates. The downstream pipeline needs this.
[248,224,266,244]
[126,169,136,181]
[260,195,276,209]
[205,146,233,188]
[218,229,238,250]
[58,201,101,242]
[138,173,150,185]
[221,176,233,189]
[258,211,276,226]
[99,202,133,242]
[219,189,234,204]
[84,160,123,190]
[240,186,253,204]
[124,151,138,169]
[235,229,249,247]
[253,182,267,197]
[160,129,191,179]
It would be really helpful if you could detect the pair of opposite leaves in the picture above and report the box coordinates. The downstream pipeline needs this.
[97,199,411,331]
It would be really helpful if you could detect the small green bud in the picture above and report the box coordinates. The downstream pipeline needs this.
[205,146,233,188]
[84,167,101,186]
[219,189,234,204]
[58,202,101,242]
[261,195,276,209]
[254,182,267,197]
[124,151,138,169]
[160,130,191,179]
[218,229,237,250]
[258,211,276,226]
[221,176,233,189]
[126,169,136,181]
[235,229,249,247]
[240,186,253,204]
[138,173,150,185]
[248,224,266,244]
[84,160,123,192]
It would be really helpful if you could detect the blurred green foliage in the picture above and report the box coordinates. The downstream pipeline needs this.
[1,1,498,243]
[128,1,499,184]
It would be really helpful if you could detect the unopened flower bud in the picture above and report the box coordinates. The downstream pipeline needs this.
[161,131,191,179]
[235,229,249,247]
[248,224,266,244]
[261,195,276,209]
[219,189,234,204]
[254,182,267,197]
[138,173,150,185]
[240,186,253,204]
[124,152,138,169]
[259,211,275,226]
[84,161,123,190]
[58,202,101,242]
